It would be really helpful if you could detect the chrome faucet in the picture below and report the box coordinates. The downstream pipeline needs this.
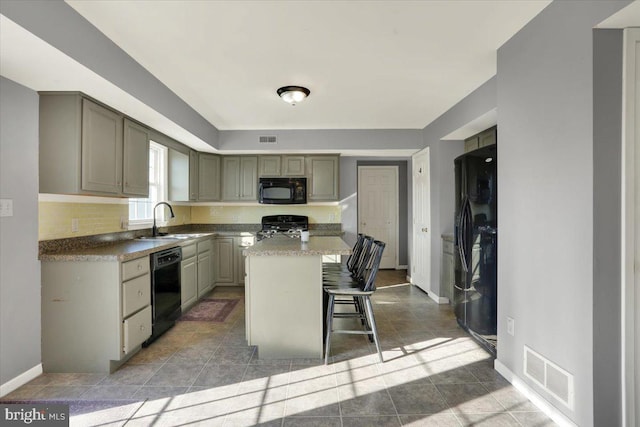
[152,202,175,237]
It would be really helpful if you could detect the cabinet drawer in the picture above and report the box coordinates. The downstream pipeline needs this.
[182,243,197,259]
[197,239,212,253]
[123,305,151,354]
[122,273,150,318]
[122,257,149,281]
[442,240,454,254]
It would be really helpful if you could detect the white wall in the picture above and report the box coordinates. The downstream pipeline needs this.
[0,77,41,389]
[496,2,630,425]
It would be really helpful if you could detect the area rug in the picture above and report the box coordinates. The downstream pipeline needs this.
[178,298,239,322]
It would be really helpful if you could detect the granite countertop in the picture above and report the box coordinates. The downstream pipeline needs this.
[40,232,219,262]
[244,235,351,257]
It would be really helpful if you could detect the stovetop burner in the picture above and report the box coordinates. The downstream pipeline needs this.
[259,215,309,240]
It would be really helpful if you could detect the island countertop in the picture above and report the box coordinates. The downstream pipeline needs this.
[243,235,351,257]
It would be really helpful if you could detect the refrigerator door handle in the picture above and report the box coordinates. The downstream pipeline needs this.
[458,197,469,273]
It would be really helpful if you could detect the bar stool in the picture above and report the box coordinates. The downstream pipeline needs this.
[323,240,386,364]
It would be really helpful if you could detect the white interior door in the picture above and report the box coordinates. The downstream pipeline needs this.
[412,148,431,293]
[623,27,640,427]
[358,166,398,269]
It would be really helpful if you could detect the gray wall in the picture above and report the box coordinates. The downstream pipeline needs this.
[592,28,624,426]
[0,0,219,149]
[496,2,629,425]
[219,129,423,152]
[0,77,41,386]
[339,158,410,267]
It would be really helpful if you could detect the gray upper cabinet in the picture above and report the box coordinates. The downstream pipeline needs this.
[122,119,150,196]
[479,126,497,148]
[283,156,305,176]
[168,149,189,201]
[198,153,221,201]
[39,93,149,197]
[258,156,281,177]
[189,150,199,201]
[307,155,340,201]
[222,156,258,201]
[81,99,123,194]
[464,126,497,153]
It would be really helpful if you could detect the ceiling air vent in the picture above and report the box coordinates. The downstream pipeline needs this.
[259,135,277,144]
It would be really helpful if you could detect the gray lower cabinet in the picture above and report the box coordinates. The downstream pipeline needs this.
[214,237,235,284]
[222,156,258,201]
[197,239,215,297]
[39,93,150,197]
[181,243,198,311]
[441,235,455,302]
[214,235,255,286]
[307,155,340,201]
[41,256,152,373]
[198,153,221,201]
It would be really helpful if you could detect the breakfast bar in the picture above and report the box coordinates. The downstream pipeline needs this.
[243,236,351,359]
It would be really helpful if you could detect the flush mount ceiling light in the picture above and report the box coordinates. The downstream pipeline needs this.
[277,86,310,106]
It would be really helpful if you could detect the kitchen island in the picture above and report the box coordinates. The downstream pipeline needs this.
[243,236,351,359]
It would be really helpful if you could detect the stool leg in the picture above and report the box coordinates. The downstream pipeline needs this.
[363,296,383,363]
[324,294,335,365]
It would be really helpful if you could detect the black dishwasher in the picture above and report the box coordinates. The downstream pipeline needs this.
[144,246,182,346]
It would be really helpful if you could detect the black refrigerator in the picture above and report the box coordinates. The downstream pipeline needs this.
[453,145,498,355]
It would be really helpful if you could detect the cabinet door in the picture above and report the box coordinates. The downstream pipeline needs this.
[222,157,241,200]
[189,150,199,201]
[214,238,235,283]
[168,149,189,201]
[307,156,339,201]
[479,127,497,148]
[81,98,123,194]
[464,136,479,152]
[259,156,281,176]
[198,153,221,201]
[197,251,212,298]
[181,256,197,310]
[283,156,305,176]
[240,157,258,200]
[122,119,150,197]
[234,236,255,285]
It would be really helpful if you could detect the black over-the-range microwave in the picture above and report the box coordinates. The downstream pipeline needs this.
[258,177,307,204]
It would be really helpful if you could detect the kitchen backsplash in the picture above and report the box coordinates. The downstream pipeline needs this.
[38,196,341,241]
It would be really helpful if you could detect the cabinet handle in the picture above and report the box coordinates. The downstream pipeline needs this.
[139,325,145,331]
[138,290,143,297]
[137,264,142,270]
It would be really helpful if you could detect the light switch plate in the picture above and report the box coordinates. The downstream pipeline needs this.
[0,199,13,217]
[507,317,515,336]
[71,218,79,232]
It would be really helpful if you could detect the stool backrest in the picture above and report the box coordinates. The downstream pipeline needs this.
[360,240,386,293]
[352,236,376,279]
[346,233,366,272]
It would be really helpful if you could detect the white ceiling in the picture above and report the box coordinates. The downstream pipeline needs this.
[63,0,551,131]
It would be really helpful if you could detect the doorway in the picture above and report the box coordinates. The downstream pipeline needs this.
[412,147,431,293]
[357,166,399,269]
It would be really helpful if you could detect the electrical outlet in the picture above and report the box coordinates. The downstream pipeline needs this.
[507,317,515,336]
[120,216,128,230]
[71,218,79,233]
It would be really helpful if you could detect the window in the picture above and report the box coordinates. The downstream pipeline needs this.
[129,141,167,226]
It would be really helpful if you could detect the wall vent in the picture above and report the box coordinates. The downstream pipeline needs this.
[523,345,574,410]
[259,135,277,144]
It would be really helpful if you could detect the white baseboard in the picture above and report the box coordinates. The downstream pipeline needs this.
[494,359,577,427]
[0,364,43,397]
[427,290,449,305]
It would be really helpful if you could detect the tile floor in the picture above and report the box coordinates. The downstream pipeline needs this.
[1,280,557,427]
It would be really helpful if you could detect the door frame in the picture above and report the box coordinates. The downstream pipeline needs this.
[357,165,399,269]
[622,27,639,427]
